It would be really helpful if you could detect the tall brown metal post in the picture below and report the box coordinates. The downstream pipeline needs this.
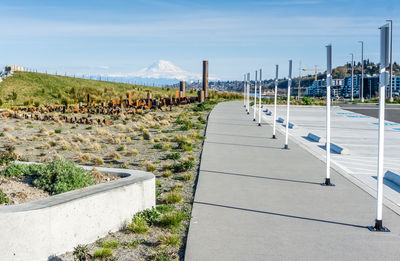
[179,81,186,98]
[202,60,209,98]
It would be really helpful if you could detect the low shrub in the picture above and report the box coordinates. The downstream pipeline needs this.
[156,204,175,214]
[163,189,183,204]
[93,248,113,259]
[159,233,180,247]
[170,160,194,173]
[72,245,91,261]
[126,215,149,234]
[153,143,163,150]
[158,211,186,229]
[55,129,62,134]
[165,152,181,160]
[137,207,160,226]
[0,190,10,204]
[145,162,156,172]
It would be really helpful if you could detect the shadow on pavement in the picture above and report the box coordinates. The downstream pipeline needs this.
[194,201,368,229]
[201,169,321,186]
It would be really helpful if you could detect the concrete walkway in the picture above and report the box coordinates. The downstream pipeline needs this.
[185,101,400,261]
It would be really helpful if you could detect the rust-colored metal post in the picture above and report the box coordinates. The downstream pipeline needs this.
[203,60,209,98]
[179,81,186,98]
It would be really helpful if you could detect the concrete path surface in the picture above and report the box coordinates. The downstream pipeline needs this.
[261,105,400,208]
[185,101,400,261]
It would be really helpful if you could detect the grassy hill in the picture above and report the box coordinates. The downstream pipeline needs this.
[0,72,185,107]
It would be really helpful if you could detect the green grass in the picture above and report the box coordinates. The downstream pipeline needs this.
[0,71,178,106]
[159,233,180,247]
[164,152,181,160]
[98,240,119,249]
[126,215,149,234]
[158,211,187,229]
[0,190,10,204]
[170,160,194,173]
[93,248,113,259]
[163,189,183,204]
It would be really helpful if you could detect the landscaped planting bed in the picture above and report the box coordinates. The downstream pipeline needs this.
[0,100,218,260]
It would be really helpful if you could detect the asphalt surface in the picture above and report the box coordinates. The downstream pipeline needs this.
[185,101,400,261]
[339,103,400,123]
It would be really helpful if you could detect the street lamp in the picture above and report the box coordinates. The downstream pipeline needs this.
[386,20,393,102]
[358,41,364,102]
[350,53,354,101]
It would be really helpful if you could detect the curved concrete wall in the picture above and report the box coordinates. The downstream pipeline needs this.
[0,164,155,261]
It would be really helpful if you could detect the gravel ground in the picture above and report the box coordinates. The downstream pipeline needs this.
[0,102,213,260]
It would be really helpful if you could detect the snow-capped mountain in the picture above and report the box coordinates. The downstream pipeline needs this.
[131,60,201,81]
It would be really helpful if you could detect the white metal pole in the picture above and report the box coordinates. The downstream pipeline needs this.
[386,20,393,102]
[372,23,390,232]
[243,74,246,108]
[258,69,262,126]
[325,45,333,186]
[253,70,257,121]
[284,60,292,149]
[359,41,364,102]
[351,53,354,101]
[273,65,279,139]
[247,73,250,114]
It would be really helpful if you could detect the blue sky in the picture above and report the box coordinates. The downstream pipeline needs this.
[0,0,399,80]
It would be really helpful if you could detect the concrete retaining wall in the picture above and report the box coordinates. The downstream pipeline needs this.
[0,164,155,261]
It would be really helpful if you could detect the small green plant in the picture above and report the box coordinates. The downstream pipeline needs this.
[156,204,175,213]
[0,132,4,137]
[126,215,149,234]
[122,239,145,248]
[170,160,194,173]
[158,211,187,229]
[55,128,62,134]
[142,130,151,140]
[153,143,163,150]
[1,163,30,178]
[0,190,10,204]
[165,152,181,160]
[177,173,192,181]
[99,240,119,249]
[158,233,180,247]
[146,162,156,172]
[116,145,125,151]
[137,207,160,226]
[72,244,91,261]
[163,189,183,204]
[93,248,113,259]
[302,97,313,105]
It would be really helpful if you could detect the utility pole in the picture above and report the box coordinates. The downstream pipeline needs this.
[359,41,364,102]
[386,20,393,102]
[350,53,354,101]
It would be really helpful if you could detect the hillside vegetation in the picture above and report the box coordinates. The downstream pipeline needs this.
[0,72,184,107]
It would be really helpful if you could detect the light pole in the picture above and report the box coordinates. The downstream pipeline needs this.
[350,53,354,101]
[369,23,390,232]
[359,41,364,102]
[324,44,334,186]
[272,65,279,139]
[386,20,393,102]
[258,69,262,126]
[284,60,292,150]
[243,74,246,108]
[253,70,257,121]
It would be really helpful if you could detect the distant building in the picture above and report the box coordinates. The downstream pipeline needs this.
[5,65,24,72]
[305,79,342,97]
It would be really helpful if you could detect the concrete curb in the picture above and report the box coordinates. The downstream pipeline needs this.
[307,132,325,143]
[385,171,400,187]
[0,162,155,261]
